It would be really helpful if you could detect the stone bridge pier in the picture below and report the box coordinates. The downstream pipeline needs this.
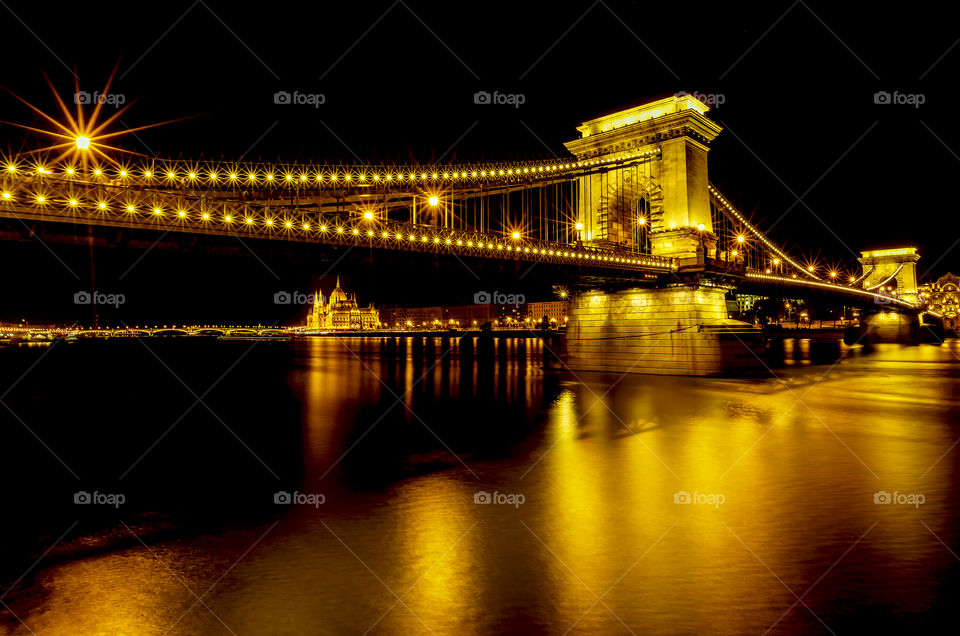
[565,285,764,376]
[858,311,922,344]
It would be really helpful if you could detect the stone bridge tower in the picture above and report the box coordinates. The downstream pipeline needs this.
[563,94,723,261]
[858,247,920,302]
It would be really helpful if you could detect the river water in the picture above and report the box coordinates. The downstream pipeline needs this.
[1,337,958,635]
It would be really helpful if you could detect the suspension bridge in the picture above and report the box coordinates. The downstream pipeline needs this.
[0,93,936,374]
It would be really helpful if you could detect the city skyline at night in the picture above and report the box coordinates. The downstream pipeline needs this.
[2,2,960,634]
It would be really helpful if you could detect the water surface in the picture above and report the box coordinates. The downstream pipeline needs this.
[1,338,958,634]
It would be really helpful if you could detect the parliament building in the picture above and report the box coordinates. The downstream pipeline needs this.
[306,277,380,331]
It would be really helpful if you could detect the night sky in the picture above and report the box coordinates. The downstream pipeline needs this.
[2,1,958,324]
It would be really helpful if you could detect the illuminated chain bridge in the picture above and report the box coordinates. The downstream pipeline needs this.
[0,100,914,306]
[0,93,932,374]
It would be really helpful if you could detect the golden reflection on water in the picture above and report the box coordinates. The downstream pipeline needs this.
[519,343,959,633]
[387,477,482,633]
[8,548,203,635]
[4,340,959,634]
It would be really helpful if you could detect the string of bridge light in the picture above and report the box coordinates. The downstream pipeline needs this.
[0,190,677,270]
[745,272,916,308]
[708,184,820,281]
[1,148,661,190]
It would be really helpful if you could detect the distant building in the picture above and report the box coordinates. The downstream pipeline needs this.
[377,303,512,329]
[306,277,379,330]
[919,273,959,332]
[404,306,447,329]
[448,304,502,328]
[525,301,568,326]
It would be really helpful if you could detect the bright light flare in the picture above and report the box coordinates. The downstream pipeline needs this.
[0,65,196,170]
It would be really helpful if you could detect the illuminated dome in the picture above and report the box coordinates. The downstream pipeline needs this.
[329,276,348,304]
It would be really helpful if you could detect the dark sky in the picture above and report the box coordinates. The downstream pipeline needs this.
[2,0,959,324]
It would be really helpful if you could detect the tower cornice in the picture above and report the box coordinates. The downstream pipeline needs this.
[564,96,722,160]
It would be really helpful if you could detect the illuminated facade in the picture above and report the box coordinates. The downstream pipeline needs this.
[919,273,959,332]
[306,277,379,331]
[526,301,568,326]
[382,304,504,329]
